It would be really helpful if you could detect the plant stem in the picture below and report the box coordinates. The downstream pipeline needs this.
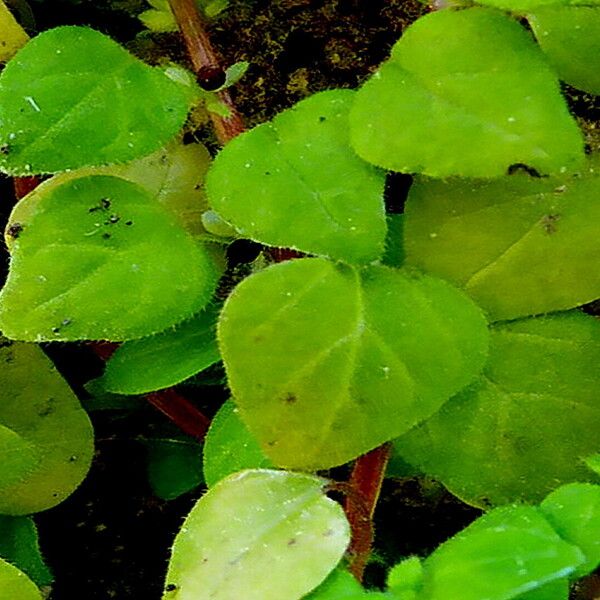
[344,443,392,582]
[168,0,245,144]
[13,175,40,199]
[145,388,210,441]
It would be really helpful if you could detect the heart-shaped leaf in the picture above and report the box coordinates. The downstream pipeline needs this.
[0,26,196,175]
[0,340,93,515]
[0,175,218,341]
[219,258,489,469]
[164,469,350,600]
[394,312,600,506]
[527,6,600,95]
[350,8,584,177]
[402,160,600,321]
[6,140,212,248]
[206,90,386,264]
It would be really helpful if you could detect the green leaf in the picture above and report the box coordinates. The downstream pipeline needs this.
[0,558,42,600]
[527,6,600,95]
[304,568,364,599]
[394,312,600,506]
[470,0,600,12]
[403,161,600,321]
[349,8,584,178]
[387,556,423,595]
[0,340,93,514]
[144,438,203,501]
[203,399,274,488]
[0,516,52,586]
[585,453,600,476]
[0,26,196,175]
[219,258,489,469]
[540,483,600,577]
[514,580,569,600]
[420,505,584,600]
[0,175,218,341]
[206,90,386,264]
[164,469,350,600]
[5,140,213,250]
[98,305,221,395]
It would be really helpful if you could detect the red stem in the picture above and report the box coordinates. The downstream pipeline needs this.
[168,0,245,144]
[344,443,392,582]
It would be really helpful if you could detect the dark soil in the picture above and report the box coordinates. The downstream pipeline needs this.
[0,0,597,598]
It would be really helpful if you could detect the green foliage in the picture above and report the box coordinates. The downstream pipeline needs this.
[0,558,42,600]
[207,90,387,264]
[0,341,93,515]
[394,312,600,506]
[0,27,196,175]
[143,437,203,500]
[219,258,489,469]
[468,0,600,13]
[0,3,597,598]
[350,8,584,178]
[0,516,52,587]
[203,399,273,488]
[98,305,221,394]
[526,6,600,95]
[0,175,218,341]
[164,470,350,600]
[540,483,600,576]
[417,505,583,600]
[403,160,600,321]
[304,568,364,599]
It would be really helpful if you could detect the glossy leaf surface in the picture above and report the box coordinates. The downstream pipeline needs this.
[99,306,220,394]
[0,340,93,514]
[164,469,350,600]
[203,399,273,488]
[420,505,584,600]
[350,8,583,177]
[395,312,600,506]
[527,7,600,95]
[0,176,218,341]
[219,258,489,469]
[0,26,195,175]
[207,90,386,264]
[540,483,600,576]
[0,516,52,586]
[0,559,42,600]
[403,163,600,321]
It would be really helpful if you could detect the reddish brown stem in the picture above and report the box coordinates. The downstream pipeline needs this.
[145,388,210,441]
[344,443,392,582]
[13,176,40,200]
[168,0,245,144]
